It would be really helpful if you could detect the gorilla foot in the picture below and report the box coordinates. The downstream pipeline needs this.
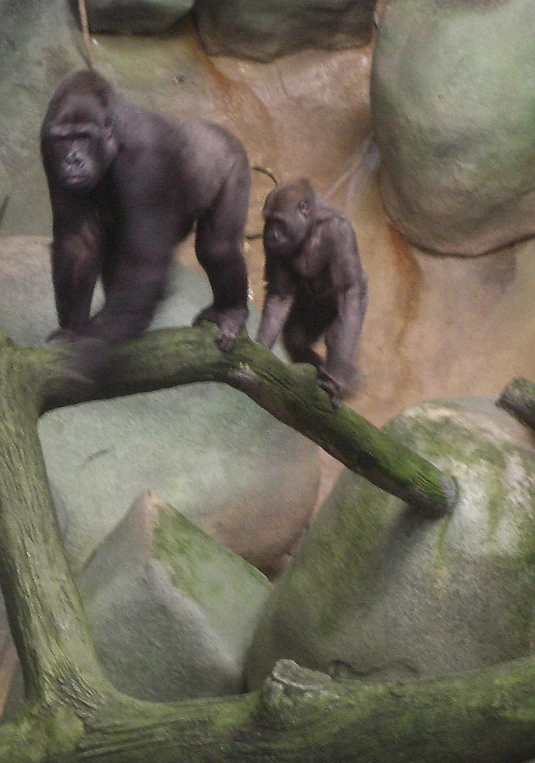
[49,337,111,395]
[193,304,249,353]
[46,327,81,344]
[316,369,343,409]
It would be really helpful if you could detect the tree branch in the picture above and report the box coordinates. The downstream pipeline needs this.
[42,326,457,519]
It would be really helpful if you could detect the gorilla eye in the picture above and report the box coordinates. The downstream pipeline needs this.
[298,200,310,215]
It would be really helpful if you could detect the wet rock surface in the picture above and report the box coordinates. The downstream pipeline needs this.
[84,0,195,34]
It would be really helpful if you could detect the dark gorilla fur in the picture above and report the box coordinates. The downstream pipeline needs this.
[256,178,368,406]
[41,69,250,375]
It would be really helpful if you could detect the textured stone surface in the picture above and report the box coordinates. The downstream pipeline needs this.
[194,0,375,62]
[83,0,194,34]
[79,491,272,701]
[0,237,320,573]
[372,0,535,255]
[247,397,535,688]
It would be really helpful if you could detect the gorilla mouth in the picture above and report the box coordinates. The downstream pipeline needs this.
[64,175,92,191]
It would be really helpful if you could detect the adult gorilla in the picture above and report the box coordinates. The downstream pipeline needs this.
[41,69,250,361]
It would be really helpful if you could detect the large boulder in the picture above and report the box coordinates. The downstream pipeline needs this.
[372,0,535,255]
[247,397,535,688]
[0,237,320,573]
[194,0,375,62]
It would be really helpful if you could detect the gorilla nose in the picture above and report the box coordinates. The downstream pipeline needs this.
[68,154,84,169]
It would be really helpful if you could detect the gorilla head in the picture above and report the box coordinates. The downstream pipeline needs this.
[262,178,316,258]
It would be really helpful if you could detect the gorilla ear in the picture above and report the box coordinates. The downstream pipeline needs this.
[298,199,310,218]
[104,120,118,162]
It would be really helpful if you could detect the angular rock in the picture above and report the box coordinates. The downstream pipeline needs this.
[372,0,535,255]
[247,397,535,688]
[194,0,375,62]
[79,490,272,701]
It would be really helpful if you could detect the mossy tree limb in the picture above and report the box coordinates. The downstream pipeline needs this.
[5,327,535,762]
[44,326,457,518]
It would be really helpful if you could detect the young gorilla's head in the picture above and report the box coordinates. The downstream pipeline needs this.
[262,178,316,257]
[41,86,118,193]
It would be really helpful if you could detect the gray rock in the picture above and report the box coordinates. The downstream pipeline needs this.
[247,397,535,688]
[0,236,320,572]
[372,0,535,255]
[79,490,272,701]
[194,0,375,62]
[82,0,194,34]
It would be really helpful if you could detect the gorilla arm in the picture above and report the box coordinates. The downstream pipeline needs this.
[256,256,296,349]
[48,190,104,339]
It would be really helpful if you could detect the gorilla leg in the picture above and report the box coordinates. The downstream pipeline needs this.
[324,276,368,394]
[87,255,169,343]
[193,164,250,351]
[282,302,325,368]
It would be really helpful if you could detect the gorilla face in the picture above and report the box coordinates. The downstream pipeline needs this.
[262,178,315,258]
[46,120,117,192]
[42,93,118,193]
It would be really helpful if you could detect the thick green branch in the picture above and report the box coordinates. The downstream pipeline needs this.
[42,326,457,518]
[3,656,535,762]
[0,338,112,707]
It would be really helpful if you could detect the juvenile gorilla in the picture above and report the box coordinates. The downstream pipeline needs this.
[257,178,368,405]
[41,69,250,358]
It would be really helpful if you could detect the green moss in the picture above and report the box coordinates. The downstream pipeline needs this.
[152,508,268,606]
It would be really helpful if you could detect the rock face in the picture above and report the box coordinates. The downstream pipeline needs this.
[83,0,194,34]
[372,0,535,255]
[0,237,320,573]
[194,0,375,62]
[247,397,535,688]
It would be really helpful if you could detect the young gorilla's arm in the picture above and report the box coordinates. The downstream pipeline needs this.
[256,258,296,349]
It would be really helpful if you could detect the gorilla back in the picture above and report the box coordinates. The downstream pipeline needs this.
[40,69,250,355]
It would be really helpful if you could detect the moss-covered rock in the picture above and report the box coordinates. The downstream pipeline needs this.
[372,0,535,255]
[247,397,535,688]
